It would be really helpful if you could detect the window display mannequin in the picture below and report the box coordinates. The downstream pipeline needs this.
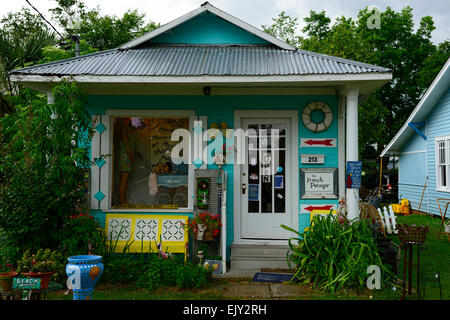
[118,118,141,205]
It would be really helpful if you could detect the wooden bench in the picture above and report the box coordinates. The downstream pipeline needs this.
[104,214,189,261]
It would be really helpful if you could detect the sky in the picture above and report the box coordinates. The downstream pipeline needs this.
[0,0,448,44]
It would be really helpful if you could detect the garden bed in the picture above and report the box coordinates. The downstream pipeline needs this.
[45,214,448,300]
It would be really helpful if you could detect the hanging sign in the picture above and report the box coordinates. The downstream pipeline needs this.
[301,154,325,164]
[301,138,336,148]
[346,161,362,189]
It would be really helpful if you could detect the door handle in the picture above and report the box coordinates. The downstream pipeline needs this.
[242,183,246,195]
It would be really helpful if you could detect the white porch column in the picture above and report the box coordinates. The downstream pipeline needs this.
[47,90,58,120]
[345,87,359,220]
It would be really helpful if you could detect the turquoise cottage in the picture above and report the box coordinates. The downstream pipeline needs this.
[11,3,392,272]
[381,58,450,233]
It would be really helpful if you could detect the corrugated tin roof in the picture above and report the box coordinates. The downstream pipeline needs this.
[11,45,390,77]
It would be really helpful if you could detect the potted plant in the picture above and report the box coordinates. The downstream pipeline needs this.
[16,249,64,290]
[0,261,18,291]
[204,255,223,274]
[184,212,222,241]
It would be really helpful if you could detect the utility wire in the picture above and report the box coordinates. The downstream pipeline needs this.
[25,0,63,38]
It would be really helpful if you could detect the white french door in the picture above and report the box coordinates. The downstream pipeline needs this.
[240,118,294,239]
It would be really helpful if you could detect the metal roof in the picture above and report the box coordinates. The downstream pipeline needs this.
[11,45,390,77]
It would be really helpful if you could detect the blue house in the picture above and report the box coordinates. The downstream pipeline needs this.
[11,3,391,272]
[381,58,450,217]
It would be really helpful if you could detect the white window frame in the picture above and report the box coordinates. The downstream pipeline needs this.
[104,109,196,212]
[435,135,450,192]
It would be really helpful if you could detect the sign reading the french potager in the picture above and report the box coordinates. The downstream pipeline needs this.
[346,161,362,189]
[300,168,338,199]
[305,172,333,193]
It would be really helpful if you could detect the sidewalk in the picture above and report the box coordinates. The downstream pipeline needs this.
[212,269,313,299]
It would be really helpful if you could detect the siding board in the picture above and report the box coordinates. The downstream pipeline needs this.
[400,88,450,216]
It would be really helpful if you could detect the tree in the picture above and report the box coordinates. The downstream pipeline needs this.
[0,8,57,93]
[50,0,159,51]
[0,82,91,260]
[262,11,302,47]
[418,41,450,90]
[263,7,450,157]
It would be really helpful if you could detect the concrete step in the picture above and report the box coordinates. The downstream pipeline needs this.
[230,244,291,270]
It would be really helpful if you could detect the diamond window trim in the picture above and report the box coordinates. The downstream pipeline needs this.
[94,190,105,202]
[95,122,107,134]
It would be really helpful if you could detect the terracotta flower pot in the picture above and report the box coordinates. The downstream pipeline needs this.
[0,271,18,291]
[23,272,55,290]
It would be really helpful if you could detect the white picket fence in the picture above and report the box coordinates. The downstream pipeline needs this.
[378,206,398,235]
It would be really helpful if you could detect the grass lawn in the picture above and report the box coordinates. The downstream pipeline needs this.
[47,214,448,300]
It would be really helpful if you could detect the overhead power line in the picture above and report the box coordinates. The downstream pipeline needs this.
[25,0,81,56]
[25,0,63,38]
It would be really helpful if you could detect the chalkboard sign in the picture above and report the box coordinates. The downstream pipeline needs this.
[346,161,362,189]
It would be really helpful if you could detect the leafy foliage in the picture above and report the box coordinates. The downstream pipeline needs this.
[59,214,101,256]
[50,0,159,51]
[184,212,222,238]
[0,81,91,261]
[137,256,212,291]
[0,9,57,93]
[281,214,393,293]
[263,7,450,157]
[101,254,149,284]
[262,11,301,47]
[16,249,65,277]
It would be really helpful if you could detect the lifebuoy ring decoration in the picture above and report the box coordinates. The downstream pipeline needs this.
[302,102,333,133]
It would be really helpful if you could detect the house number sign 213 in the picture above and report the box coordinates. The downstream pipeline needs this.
[301,154,325,165]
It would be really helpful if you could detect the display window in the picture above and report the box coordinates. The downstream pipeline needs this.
[111,117,190,209]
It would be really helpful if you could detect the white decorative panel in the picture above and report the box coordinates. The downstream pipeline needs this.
[90,116,101,209]
[99,115,111,210]
[161,219,185,242]
[107,218,132,241]
[135,218,159,241]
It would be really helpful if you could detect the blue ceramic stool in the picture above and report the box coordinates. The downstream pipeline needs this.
[66,255,104,300]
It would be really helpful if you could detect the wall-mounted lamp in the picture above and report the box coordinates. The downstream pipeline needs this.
[203,86,211,96]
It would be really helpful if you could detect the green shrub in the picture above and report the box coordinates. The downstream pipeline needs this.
[100,253,149,284]
[59,214,101,256]
[0,83,91,255]
[137,256,212,291]
[175,262,212,289]
[282,213,393,293]
[16,248,66,283]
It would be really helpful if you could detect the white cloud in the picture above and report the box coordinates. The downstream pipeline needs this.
[274,0,301,11]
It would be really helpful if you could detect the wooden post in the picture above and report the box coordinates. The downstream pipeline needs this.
[379,157,383,195]
[418,177,428,211]
[345,87,359,221]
